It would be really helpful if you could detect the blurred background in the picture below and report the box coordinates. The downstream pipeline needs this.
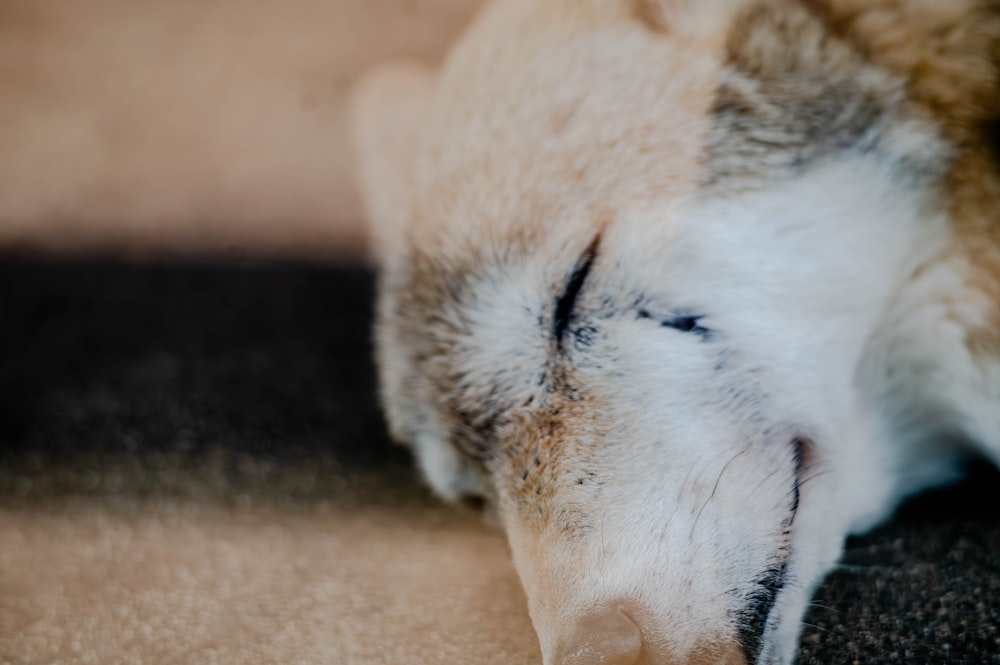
[0,0,479,259]
[0,2,998,664]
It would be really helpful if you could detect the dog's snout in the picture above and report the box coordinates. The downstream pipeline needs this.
[554,606,643,665]
[552,603,750,665]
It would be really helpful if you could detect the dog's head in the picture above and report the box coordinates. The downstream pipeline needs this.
[350,1,959,663]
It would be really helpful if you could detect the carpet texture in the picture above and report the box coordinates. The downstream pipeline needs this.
[0,259,998,664]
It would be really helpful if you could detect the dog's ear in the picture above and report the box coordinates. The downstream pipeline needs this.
[349,61,437,264]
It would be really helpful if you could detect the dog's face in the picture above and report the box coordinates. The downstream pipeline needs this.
[351,1,951,663]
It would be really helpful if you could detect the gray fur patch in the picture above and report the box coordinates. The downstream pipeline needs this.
[704,1,905,189]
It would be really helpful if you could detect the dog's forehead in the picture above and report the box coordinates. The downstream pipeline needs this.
[405,0,731,252]
[402,0,914,260]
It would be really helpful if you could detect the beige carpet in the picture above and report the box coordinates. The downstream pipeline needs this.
[0,498,539,665]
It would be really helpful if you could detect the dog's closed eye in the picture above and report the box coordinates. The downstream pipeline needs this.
[638,309,711,337]
[553,235,601,344]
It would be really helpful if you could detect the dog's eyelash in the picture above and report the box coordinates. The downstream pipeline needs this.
[637,309,711,337]
[664,315,708,334]
[553,235,601,344]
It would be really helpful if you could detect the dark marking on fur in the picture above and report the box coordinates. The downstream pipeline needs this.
[787,436,812,524]
[572,323,600,349]
[737,434,810,662]
[446,409,496,462]
[738,563,788,664]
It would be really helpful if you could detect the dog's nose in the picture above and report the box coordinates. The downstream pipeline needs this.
[555,606,644,665]
[553,605,750,665]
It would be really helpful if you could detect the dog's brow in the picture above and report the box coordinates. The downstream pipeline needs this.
[553,235,602,345]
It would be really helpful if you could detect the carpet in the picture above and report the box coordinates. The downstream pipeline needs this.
[0,259,997,664]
